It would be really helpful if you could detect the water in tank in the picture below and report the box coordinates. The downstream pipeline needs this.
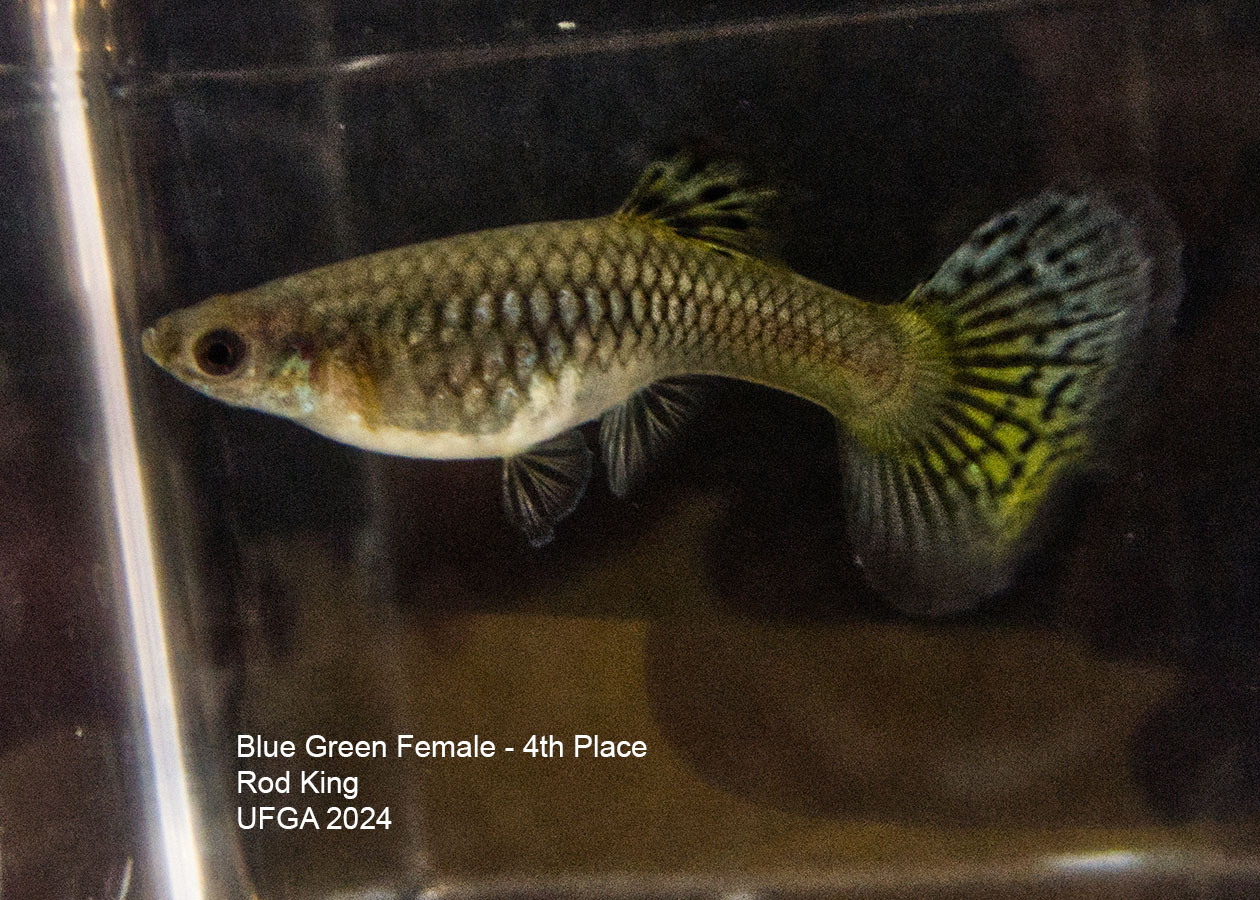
[3,1,1260,898]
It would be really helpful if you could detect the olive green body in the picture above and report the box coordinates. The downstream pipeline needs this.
[249,215,940,458]
[142,161,1181,615]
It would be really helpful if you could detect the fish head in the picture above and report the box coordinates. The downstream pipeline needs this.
[142,292,319,421]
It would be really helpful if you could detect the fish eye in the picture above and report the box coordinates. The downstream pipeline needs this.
[193,329,247,376]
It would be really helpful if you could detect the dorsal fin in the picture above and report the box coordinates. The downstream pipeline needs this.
[616,154,778,258]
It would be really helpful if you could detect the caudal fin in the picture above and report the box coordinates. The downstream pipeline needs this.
[844,186,1183,616]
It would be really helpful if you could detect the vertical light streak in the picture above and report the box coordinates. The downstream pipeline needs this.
[41,1,206,897]
[1048,850,1145,873]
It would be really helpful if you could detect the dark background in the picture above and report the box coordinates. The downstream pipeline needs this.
[3,1,1259,897]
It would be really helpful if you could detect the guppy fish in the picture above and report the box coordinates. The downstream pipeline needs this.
[143,155,1181,615]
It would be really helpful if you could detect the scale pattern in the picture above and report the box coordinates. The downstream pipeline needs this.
[293,217,899,435]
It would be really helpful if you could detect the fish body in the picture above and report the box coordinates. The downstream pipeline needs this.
[146,217,936,458]
[144,156,1182,615]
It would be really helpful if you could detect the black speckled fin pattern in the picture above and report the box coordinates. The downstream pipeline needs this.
[617,153,778,258]
[845,186,1183,617]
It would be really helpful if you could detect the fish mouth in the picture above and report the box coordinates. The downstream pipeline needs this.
[141,320,179,368]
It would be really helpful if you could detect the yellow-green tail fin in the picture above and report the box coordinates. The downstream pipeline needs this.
[845,186,1183,616]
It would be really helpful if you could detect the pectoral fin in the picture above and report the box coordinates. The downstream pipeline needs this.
[600,377,705,497]
[502,429,592,546]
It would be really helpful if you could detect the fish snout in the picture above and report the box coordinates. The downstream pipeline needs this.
[140,318,182,368]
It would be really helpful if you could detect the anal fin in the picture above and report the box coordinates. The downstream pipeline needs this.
[600,377,706,497]
[502,429,592,546]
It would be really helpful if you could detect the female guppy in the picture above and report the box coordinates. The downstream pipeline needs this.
[143,156,1181,615]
